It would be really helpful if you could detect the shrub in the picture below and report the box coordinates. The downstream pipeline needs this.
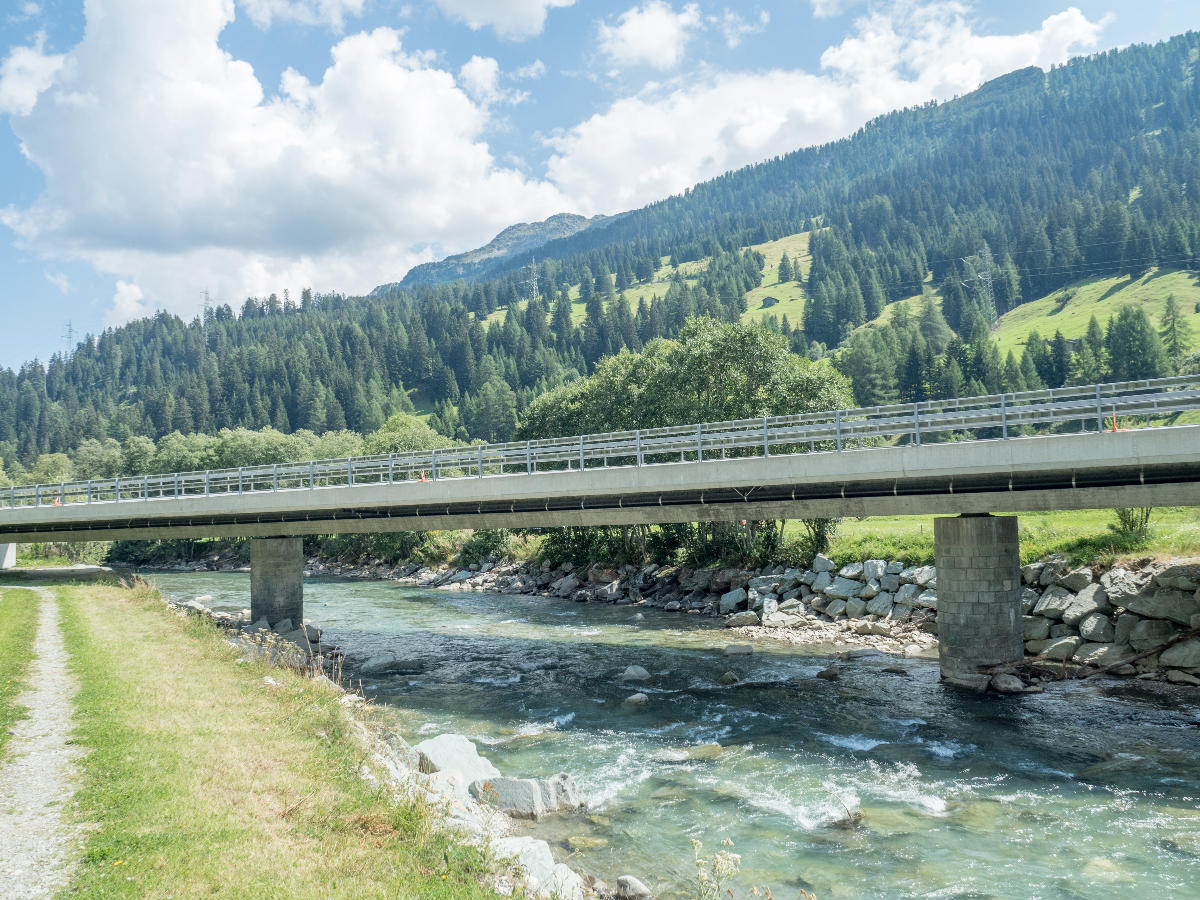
[1110,507,1153,540]
[457,529,512,566]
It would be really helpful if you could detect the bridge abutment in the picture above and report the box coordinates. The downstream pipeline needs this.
[250,537,303,628]
[0,542,14,569]
[934,514,1023,689]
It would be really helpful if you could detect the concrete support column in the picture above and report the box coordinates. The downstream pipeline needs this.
[250,537,303,628]
[934,514,1022,689]
[0,543,15,569]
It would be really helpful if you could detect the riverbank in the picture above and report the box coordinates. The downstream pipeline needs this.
[2,577,629,899]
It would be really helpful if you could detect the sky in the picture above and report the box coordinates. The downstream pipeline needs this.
[0,0,1195,368]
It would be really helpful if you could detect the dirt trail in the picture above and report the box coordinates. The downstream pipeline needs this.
[0,587,85,898]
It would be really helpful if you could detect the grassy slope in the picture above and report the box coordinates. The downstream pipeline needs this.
[0,587,40,758]
[807,506,1200,568]
[57,581,500,900]
[990,267,1200,355]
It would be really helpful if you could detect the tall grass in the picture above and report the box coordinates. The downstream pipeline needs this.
[0,587,40,758]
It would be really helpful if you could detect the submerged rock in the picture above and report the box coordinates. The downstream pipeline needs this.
[619,665,651,681]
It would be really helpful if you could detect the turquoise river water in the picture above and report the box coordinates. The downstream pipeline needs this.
[150,573,1200,900]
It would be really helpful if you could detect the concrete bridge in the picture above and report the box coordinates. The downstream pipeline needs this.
[2,376,1198,684]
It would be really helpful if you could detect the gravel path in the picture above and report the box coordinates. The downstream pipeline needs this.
[0,587,85,898]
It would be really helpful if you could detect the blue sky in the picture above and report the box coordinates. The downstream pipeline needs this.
[0,0,1195,368]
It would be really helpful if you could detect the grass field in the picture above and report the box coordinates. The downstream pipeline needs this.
[56,581,500,900]
[990,267,1200,355]
[805,506,1200,568]
[0,587,40,759]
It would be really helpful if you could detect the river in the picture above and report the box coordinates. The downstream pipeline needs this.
[150,573,1200,899]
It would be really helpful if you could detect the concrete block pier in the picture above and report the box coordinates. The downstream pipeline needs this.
[0,542,14,569]
[934,514,1023,689]
[250,537,304,627]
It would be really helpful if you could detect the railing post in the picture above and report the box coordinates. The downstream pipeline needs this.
[525,441,532,474]
[174,473,180,497]
[204,471,210,496]
[114,479,119,503]
[1095,383,1103,433]
[913,403,921,446]
[635,430,643,466]
[478,444,484,478]
[8,485,13,507]
[87,481,92,504]
[143,475,149,499]
[309,460,315,489]
[1001,394,1008,439]
[697,423,703,462]
[347,459,353,486]
[389,453,395,484]
[579,435,584,472]
[274,464,279,491]
[431,449,438,480]
[762,417,770,457]
[835,409,842,452]
[60,483,66,505]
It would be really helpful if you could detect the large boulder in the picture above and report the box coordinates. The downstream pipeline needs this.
[1125,590,1200,627]
[838,562,865,580]
[825,598,847,617]
[1061,584,1109,625]
[862,559,887,580]
[1043,636,1082,660]
[552,575,581,597]
[1152,562,1200,592]
[1100,567,1144,605]
[865,595,894,617]
[824,577,864,600]
[894,583,920,606]
[812,554,835,573]
[810,571,833,593]
[616,875,655,899]
[718,588,747,614]
[1023,616,1051,641]
[844,598,868,618]
[1114,612,1141,646]
[1058,568,1094,592]
[725,611,760,627]
[619,665,651,681]
[1128,618,1180,651]
[916,590,938,610]
[762,611,805,628]
[880,573,901,593]
[493,836,557,894]
[1077,613,1115,643]
[1033,586,1074,620]
[1160,639,1200,669]
[470,774,583,820]
[414,734,501,785]
[912,565,937,587]
[1073,642,1129,667]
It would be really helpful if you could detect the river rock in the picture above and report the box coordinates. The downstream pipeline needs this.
[838,562,864,580]
[912,565,937,587]
[1050,623,1077,638]
[1061,584,1109,625]
[858,580,880,599]
[1043,636,1082,660]
[470,774,583,820]
[1153,562,1200,591]
[723,644,753,656]
[1160,639,1200,668]
[1166,669,1200,685]
[812,554,835,572]
[760,597,779,618]
[552,574,580,597]
[718,670,740,685]
[359,653,406,674]
[719,588,747,613]
[493,836,558,895]
[1078,613,1115,643]
[824,598,847,617]
[1023,616,1051,641]
[1022,562,1045,585]
[1101,567,1143,604]
[990,673,1031,693]
[916,590,938,610]
[1128,618,1181,651]
[816,665,840,680]
[810,571,833,593]
[624,692,650,706]
[824,577,863,600]
[616,874,655,899]
[895,583,920,606]
[844,598,868,618]
[619,665,651,681]
[762,611,805,628]
[244,617,270,634]
[414,734,501,785]
[725,611,760,627]
[1125,590,1200,626]
[880,573,901,593]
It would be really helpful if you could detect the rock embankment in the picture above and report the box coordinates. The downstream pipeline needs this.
[378,553,1200,689]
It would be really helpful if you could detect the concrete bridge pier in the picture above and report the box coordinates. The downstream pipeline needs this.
[0,543,15,569]
[934,514,1023,690]
[250,537,304,628]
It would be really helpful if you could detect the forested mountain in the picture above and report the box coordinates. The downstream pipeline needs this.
[2,32,1200,477]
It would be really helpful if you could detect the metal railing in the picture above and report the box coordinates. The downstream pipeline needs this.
[5,375,1199,511]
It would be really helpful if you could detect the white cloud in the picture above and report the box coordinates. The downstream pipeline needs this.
[44,270,69,293]
[713,9,769,49]
[434,0,574,40]
[108,280,148,325]
[237,0,366,30]
[598,2,701,71]
[514,59,547,79]
[3,0,567,327]
[10,2,42,23]
[810,0,860,18]
[458,55,526,106]
[548,2,1109,214]
[0,31,64,116]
